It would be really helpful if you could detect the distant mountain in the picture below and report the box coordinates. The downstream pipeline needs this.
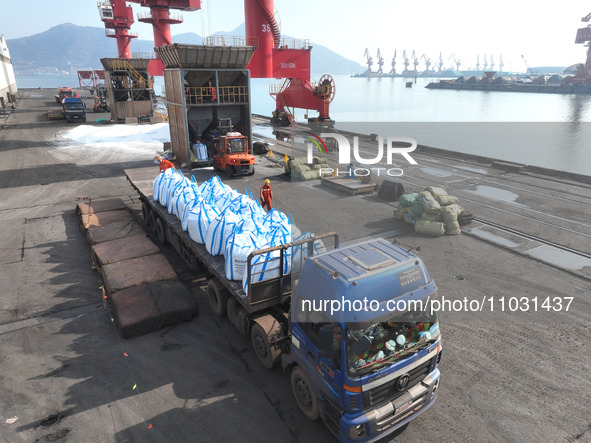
[7,23,363,75]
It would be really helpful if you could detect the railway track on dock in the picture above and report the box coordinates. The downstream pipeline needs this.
[473,217,591,261]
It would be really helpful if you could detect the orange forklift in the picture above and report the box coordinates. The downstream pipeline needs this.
[207,118,255,178]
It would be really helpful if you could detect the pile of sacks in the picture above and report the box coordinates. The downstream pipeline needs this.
[393,186,466,236]
[285,156,329,181]
[152,169,323,295]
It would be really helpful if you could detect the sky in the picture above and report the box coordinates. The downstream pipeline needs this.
[2,0,591,71]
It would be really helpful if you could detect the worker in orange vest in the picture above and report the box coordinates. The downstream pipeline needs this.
[156,155,174,172]
[260,179,273,211]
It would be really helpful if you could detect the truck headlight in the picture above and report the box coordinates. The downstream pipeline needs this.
[349,423,367,439]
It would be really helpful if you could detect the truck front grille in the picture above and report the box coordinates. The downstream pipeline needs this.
[363,357,435,407]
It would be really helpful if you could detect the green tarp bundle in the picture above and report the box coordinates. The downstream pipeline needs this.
[394,187,466,236]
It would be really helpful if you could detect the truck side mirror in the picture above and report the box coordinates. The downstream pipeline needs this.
[318,324,333,359]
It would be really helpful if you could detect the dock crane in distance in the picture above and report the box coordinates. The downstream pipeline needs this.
[563,10,591,84]
[411,50,419,73]
[390,50,397,75]
[421,54,432,73]
[402,50,410,73]
[364,48,374,74]
[489,54,495,71]
[448,54,461,71]
[475,55,481,71]
[438,52,443,73]
[376,48,384,74]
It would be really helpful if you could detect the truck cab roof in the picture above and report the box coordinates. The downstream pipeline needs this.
[294,238,434,323]
[313,238,421,282]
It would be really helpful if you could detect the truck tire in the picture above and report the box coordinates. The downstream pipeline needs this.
[225,165,234,178]
[291,366,319,420]
[148,210,157,233]
[155,217,168,245]
[248,166,255,176]
[251,321,282,369]
[207,278,229,317]
[141,201,151,223]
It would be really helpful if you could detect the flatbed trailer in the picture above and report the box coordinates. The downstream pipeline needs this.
[125,166,337,338]
[125,166,442,442]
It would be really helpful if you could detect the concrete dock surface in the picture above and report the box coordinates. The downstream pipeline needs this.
[0,89,590,443]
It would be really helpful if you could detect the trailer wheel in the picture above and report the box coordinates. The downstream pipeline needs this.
[141,201,151,222]
[291,366,319,420]
[207,278,229,316]
[155,217,168,245]
[251,322,281,369]
[148,210,157,233]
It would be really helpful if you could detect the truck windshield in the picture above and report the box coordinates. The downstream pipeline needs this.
[227,138,246,153]
[346,303,439,377]
[65,103,84,110]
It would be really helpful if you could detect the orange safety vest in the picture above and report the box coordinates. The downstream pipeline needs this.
[159,159,174,172]
[260,184,273,202]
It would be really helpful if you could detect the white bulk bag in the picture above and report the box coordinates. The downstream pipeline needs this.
[152,168,173,203]
[189,202,220,244]
[262,209,290,232]
[205,210,242,256]
[181,195,203,231]
[242,249,282,296]
[167,176,190,214]
[173,181,199,219]
[158,169,183,207]
[224,230,265,281]
[291,232,327,273]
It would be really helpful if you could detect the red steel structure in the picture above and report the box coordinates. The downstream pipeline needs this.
[98,0,332,123]
[97,0,138,59]
[244,0,334,125]
[565,10,591,84]
[128,0,201,75]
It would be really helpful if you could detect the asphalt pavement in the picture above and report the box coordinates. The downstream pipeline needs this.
[0,89,590,443]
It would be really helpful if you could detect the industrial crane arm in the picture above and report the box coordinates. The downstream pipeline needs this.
[582,11,591,22]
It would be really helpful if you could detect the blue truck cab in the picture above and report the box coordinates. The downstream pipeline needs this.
[286,238,441,442]
[62,97,86,123]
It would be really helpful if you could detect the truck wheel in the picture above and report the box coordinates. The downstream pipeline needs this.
[148,210,157,233]
[155,217,168,245]
[251,322,281,369]
[291,366,319,420]
[248,166,255,176]
[225,165,234,178]
[207,278,229,316]
[141,201,151,223]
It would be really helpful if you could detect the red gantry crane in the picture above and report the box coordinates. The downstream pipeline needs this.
[245,0,335,125]
[98,0,201,75]
[97,0,138,59]
[129,0,201,75]
[564,10,591,83]
[98,0,334,123]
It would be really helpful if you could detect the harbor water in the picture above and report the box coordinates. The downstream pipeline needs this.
[16,74,591,176]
